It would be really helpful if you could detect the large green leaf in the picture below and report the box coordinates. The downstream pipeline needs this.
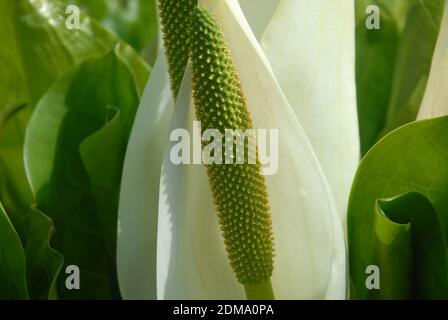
[0,0,149,299]
[355,0,444,155]
[0,202,28,299]
[348,116,448,299]
[24,49,143,299]
[0,0,115,231]
[384,0,445,131]
[355,0,399,155]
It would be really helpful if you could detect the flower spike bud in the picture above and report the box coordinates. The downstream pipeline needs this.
[159,0,197,98]
[190,5,275,299]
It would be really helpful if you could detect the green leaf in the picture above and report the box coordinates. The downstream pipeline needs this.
[383,0,413,31]
[416,2,448,119]
[0,105,34,236]
[372,197,412,299]
[355,0,445,154]
[378,75,428,137]
[79,109,125,255]
[355,0,399,155]
[0,0,119,231]
[114,42,151,97]
[24,50,142,299]
[22,206,64,300]
[373,193,448,299]
[0,0,149,298]
[0,202,28,299]
[9,0,117,106]
[348,116,448,299]
[386,0,445,128]
[0,0,148,299]
[69,0,159,61]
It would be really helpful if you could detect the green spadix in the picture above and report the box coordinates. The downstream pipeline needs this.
[158,0,197,98]
[158,0,276,300]
[189,5,275,299]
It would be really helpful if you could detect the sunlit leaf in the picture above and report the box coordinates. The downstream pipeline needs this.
[355,0,444,154]
[24,50,144,299]
[0,0,118,230]
[348,116,448,299]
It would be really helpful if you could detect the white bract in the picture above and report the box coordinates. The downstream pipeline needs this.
[258,0,359,222]
[117,0,357,299]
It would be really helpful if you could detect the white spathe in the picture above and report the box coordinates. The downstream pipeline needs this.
[117,0,349,300]
[116,52,173,299]
[259,0,360,224]
[417,0,448,120]
[156,0,346,299]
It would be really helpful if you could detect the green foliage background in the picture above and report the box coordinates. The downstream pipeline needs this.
[0,0,155,299]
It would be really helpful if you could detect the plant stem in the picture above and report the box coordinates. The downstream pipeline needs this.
[244,279,275,300]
